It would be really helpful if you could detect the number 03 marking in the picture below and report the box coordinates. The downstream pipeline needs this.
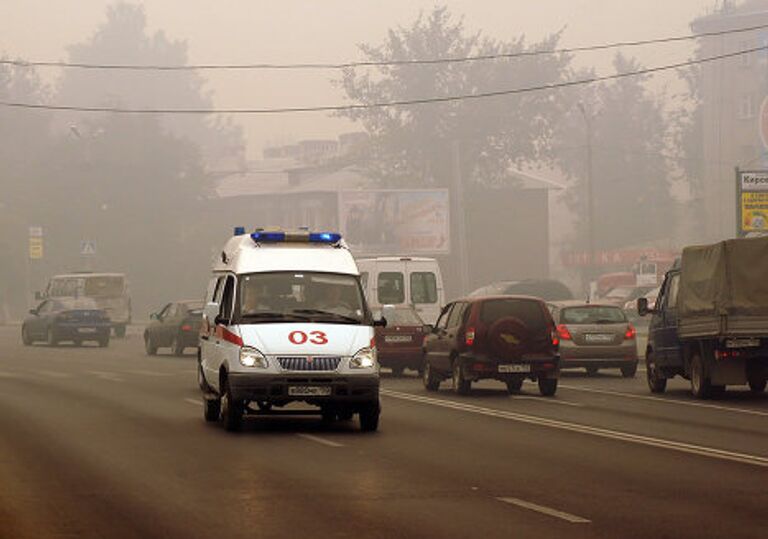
[288,330,328,345]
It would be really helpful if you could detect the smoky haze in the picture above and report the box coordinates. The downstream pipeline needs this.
[0,0,762,321]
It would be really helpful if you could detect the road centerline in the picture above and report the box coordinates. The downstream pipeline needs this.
[557,384,768,417]
[496,496,591,524]
[381,389,768,467]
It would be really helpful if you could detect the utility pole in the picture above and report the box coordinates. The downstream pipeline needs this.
[578,103,596,295]
[452,140,470,296]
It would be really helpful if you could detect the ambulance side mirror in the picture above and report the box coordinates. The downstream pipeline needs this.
[203,302,220,326]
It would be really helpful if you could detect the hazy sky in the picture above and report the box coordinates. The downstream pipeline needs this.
[1,1,726,158]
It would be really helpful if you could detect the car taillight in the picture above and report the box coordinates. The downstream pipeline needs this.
[624,324,636,340]
[181,324,193,332]
[556,324,572,341]
[465,328,475,346]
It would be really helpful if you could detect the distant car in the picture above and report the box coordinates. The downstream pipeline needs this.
[42,272,131,337]
[374,305,430,376]
[144,300,203,356]
[469,279,574,302]
[423,296,560,396]
[21,297,111,347]
[549,301,638,377]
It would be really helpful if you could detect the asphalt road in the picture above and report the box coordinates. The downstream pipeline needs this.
[0,326,766,539]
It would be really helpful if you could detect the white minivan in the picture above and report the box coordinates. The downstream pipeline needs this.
[356,257,444,325]
[198,229,383,432]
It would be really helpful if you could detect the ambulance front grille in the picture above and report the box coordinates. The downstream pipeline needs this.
[277,356,342,372]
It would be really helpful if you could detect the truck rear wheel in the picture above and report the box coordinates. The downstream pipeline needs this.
[690,353,715,399]
[646,351,667,393]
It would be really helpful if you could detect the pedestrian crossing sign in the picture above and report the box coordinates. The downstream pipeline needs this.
[80,240,97,256]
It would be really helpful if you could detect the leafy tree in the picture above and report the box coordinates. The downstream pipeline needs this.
[56,2,245,171]
[555,53,675,252]
[337,6,574,188]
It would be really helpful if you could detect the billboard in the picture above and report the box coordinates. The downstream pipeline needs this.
[338,190,450,254]
[738,170,768,237]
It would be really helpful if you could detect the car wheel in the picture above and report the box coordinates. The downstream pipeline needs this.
[621,363,638,378]
[98,337,110,348]
[359,400,380,432]
[144,334,157,356]
[452,360,471,396]
[46,327,59,347]
[690,353,714,399]
[74,339,83,347]
[220,376,243,432]
[390,366,405,377]
[422,360,441,391]
[748,377,767,393]
[321,406,336,424]
[538,377,558,396]
[646,351,667,393]
[337,410,354,421]
[114,325,127,338]
[506,377,524,393]
[586,366,599,376]
[203,396,220,422]
[171,334,185,356]
[21,325,32,346]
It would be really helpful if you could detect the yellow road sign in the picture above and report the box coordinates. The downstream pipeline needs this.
[29,237,43,259]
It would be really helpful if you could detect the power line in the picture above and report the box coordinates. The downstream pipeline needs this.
[0,44,764,115]
[3,22,768,71]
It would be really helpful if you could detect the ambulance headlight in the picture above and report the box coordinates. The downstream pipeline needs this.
[240,347,268,368]
[349,347,377,369]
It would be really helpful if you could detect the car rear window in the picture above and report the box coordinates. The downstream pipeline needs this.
[561,306,627,324]
[378,272,404,304]
[410,272,437,304]
[381,308,423,326]
[479,299,547,327]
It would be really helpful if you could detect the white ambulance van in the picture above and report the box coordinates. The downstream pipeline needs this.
[198,229,384,432]
[356,257,444,325]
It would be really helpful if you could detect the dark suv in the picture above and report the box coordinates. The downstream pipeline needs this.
[422,296,560,396]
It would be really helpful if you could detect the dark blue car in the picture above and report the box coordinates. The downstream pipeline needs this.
[22,297,111,347]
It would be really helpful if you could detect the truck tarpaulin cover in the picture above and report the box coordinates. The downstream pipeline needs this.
[679,236,768,319]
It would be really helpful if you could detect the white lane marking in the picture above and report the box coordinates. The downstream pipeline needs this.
[34,370,70,378]
[184,398,202,406]
[510,395,583,407]
[85,370,124,382]
[297,433,344,448]
[129,370,174,377]
[381,390,768,468]
[497,497,591,524]
[558,384,768,418]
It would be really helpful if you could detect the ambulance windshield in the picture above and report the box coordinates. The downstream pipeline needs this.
[238,272,367,324]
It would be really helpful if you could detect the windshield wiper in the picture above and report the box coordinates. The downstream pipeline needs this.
[291,309,361,324]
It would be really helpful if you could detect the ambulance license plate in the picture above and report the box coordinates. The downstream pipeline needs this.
[288,386,332,397]
[498,364,530,373]
[385,335,412,343]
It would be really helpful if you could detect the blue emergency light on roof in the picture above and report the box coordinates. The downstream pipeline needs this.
[234,226,246,236]
[309,232,342,243]
[249,231,342,244]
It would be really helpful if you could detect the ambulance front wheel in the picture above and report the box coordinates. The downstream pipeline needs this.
[359,400,380,432]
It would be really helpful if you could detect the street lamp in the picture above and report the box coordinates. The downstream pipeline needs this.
[577,102,596,296]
